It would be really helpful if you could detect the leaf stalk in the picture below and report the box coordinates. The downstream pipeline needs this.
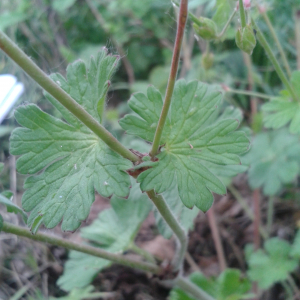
[1,221,161,274]
[239,0,247,28]
[251,19,299,102]
[150,0,188,156]
[176,276,216,300]
[146,190,187,272]
[256,4,292,77]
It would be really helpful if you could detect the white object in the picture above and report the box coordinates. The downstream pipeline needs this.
[0,74,24,124]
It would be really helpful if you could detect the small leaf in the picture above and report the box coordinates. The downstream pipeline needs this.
[242,129,300,195]
[246,238,298,289]
[120,80,249,212]
[262,71,300,134]
[170,269,251,300]
[10,50,132,231]
[57,180,152,291]
[0,193,28,223]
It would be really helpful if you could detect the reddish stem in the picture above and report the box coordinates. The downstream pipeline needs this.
[207,206,227,272]
[253,189,261,250]
[150,0,188,156]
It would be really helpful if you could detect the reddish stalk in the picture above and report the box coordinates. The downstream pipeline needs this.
[207,206,227,272]
[150,0,188,156]
[252,189,261,300]
[253,189,261,250]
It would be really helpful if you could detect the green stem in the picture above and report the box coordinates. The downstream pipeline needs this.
[228,185,268,239]
[225,88,273,99]
[251,19,299,102]
[150,0,188,157]
[1,221,161,275]
[129,242,156,264]
[266,196,274,237]
[176,276,215,300]
[0,30,139,163]
[258,5,292,77]
[217,9,237,39]
[282,280,294,300]
[146,190,187,271]
[239,0,247,28]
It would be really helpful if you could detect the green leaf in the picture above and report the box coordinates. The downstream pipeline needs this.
[246,238,298,289]
[262,71,300,134]
[242,129,300,195]
[51,0,77,13]
[0,163,3,174]
[212,0,235,32]
[170,269,251,300]
[0,193,28,223]
[0,11,29,30]
[57,180,152,291]
[10,50,132,231]
[120,80,249,211]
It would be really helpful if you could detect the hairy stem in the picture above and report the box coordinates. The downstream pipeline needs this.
[146,190,187,272]
[207,207,227,271]
[0,30,140,163]
[242,53,257,119]
[257,5,291,77]
[251,19,299,102]
[176,276,215,300]
[228,185,268,239]
[239,0,247,28]
[217,9,237,39]
[129,243,156,264]
[224,88,273,100]
[150,0,187,156]
[1,221,160,274]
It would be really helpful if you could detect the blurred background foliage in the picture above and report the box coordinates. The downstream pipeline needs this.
[1,0,300,299]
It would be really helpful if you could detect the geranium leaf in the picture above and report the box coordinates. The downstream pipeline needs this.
[9,50,132,231]
[57,180,152,291]
[242,129,300,195]
[262,71,300,134]
[120,80,249,211]
[170,269,251,300]
[246,238,298,289]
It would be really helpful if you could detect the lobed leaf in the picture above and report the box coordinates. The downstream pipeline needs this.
[262,71,300,134]
[57,179,152,291]
[170,269,251,300]
[120,80,249,211]
[242,129,300,195]
[10,50,132,231]
[246,238,298,289]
